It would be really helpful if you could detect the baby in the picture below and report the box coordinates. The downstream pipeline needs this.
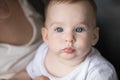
[26,0,118,80]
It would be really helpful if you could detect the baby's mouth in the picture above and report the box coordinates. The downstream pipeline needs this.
[63,47,75,53]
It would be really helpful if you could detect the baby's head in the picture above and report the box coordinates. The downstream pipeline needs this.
[41,0,99,60]
[44,0,97,25]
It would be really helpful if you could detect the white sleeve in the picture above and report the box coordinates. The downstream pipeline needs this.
[86,64,118,80]
[26,53,42,79]
[26,43,47,79]
[26,60,36,79]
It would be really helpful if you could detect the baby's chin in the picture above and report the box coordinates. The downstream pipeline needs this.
[59,52,77,60]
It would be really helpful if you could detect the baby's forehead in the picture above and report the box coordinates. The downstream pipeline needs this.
[45,1,96,27]
[45,1,96,17]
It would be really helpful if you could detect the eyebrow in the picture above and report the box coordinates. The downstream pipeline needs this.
[46,21,64,28]
[46,21,93,29]
[75,21,90,26]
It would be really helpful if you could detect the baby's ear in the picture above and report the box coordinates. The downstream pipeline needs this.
[92,27,99,46]
[41,27,48,44]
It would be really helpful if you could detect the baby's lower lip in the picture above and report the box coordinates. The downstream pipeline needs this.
[63,47,75,53]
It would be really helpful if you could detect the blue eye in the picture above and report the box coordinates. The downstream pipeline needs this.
[55,27,63,32]
[75,27,84,32]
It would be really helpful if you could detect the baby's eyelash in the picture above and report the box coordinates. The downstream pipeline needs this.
[75,27,85,33]
[55,27,63,32]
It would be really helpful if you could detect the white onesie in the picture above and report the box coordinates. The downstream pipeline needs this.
[27,43,118,80]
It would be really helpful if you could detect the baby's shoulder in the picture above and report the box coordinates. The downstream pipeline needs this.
[88,48,113,69]
[87,48,116,77]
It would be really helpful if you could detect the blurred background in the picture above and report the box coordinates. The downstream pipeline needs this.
[28,0,120,79]
[94,0,120,79]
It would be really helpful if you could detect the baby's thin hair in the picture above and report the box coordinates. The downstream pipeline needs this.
[43,0,97,22]
[45,0,96,12]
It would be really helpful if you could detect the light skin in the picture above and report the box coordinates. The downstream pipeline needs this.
[10,1,99,79]
[42,1,99,78]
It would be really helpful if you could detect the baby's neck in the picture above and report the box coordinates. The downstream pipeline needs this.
[60,55,87,67]
[45,51,88,77]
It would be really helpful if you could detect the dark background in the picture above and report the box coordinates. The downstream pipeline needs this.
[28,0,120,79]
[94,0,120,79]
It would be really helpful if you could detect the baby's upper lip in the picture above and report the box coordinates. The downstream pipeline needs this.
[63,47,75,53]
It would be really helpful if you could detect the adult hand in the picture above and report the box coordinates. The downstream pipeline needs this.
[10,71,31,80]
[34,75,50,80]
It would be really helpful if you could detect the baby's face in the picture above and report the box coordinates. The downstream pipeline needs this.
[42,1,99,60]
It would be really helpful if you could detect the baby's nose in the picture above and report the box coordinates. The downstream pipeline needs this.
[64,33,75,43]
[65,39,74,43]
